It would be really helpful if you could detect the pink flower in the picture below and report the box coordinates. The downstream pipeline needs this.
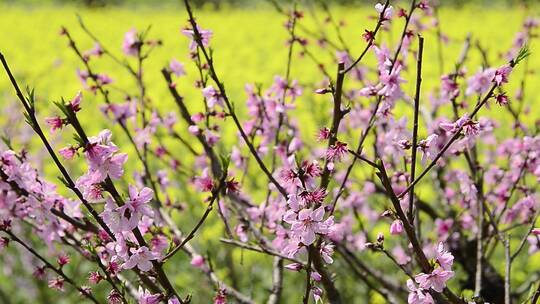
[80,286,92,297]
[202,85,224,108]
[97,73,113,85]
[325,141,348,161]
[101,101,136,122]
[314,88,331,95]
[494,65,512,86]
[33,266,46,279]
[225,178,240,194]
[312,286,323,303]
[108,290,123,304]
[235,224,249,242]
[82,130,128,183]
[82,43,103,60]
[191,112,205,123]
[417,0,430,10]
[168,297,182,304]
[213,289,227,304]
[188,125,200,135]
[418,134,438,162]
[532,228,540,235]
[182,25,213,51]
[310,271,322,281]
[466,68,495,96]
[415,267,454,293]
[495,93,509,106]
[392,246,411,265]
[45,116,65,132]
[435,242,454,270]
[88,271,103,284]
[317,127,331,141]
[375,2,393,20]
[320,242,334,264]
[59,146,77,160]
[69,91,82,112]
[284,263,303,271]
[299,188,327,205]
[137,287,162,304]
[57,254,70,266]
[150,235,169,254]
[440,74,459,101]
[390,219,404,235]
[435,218,453,240]
[169,59,185,77]
[378,65,406,98]
[194,169,214,192]
[439,115,469,134]
[122,29,140,56]
[48,277,65,291]
[0,237,9,250]
[407,279,434,304]
[190,255,205,268]
[285,206,331,246]
[362,30,375,43]
[462,120,480,138]
[82,183,104,202]
[528,235,540,254]
[116,185,154,231]
[123,246,157,272]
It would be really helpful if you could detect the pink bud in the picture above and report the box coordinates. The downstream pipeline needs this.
[190,255,205,268]
[310,271,322,282]
[315,88,331,94]
[57,254,70,266]
[390,220,404,235]
[284,263,303,271]
[188,125,200,135]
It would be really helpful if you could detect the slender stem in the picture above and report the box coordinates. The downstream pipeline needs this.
[407,35,424,223]
[504,235,511,304]
[183,0,288,198]
[347,149,378,169]
[220,238,306,265]
[342,0,390,74]
[379,248,414,279]
[433,4,445,76]
[267,257,284,304]
[511,210,540,261]
[473,185,484,297]
[303,247,313,304]
[162,176,226,262]
[2,230,101,304]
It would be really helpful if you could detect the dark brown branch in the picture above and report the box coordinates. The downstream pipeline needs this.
[407,35,424,223]
[320,62,346,189]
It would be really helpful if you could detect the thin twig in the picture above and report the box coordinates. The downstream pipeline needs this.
[2,230,101,304]
[162,175,226,262]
